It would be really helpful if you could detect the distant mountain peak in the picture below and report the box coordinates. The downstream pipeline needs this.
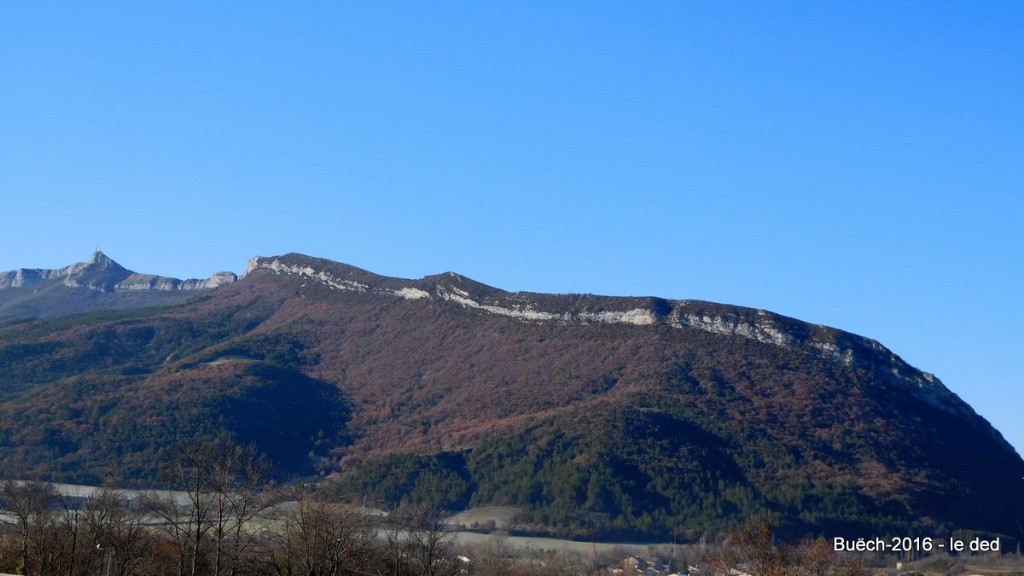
[0,252,238,320]
[88,250,124,270]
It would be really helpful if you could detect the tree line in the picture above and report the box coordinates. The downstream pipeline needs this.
[0,438,472,576]
[0,471,884,576]
[2,438,1000,576]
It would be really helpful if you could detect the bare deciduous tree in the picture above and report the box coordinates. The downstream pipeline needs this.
[278,492,378,576]
[141,438,275,576]
[208,442,270,576]
[794,536,834,576]
[396,506,461,576]
[83,487,160,576]
[703,517,794,576]
[1,479,55,576]
[471,531,513,576]
[141,440,219,575]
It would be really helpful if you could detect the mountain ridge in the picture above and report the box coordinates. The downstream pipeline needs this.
[0,251,238,320]
[246,253,967,418]
[0,250,237,292]
[1,251,1020,541]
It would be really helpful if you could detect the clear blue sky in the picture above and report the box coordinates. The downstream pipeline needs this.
[2,3,1022,454]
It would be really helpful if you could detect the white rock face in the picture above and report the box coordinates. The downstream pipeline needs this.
[392,287,431,300]
[673,312,799,350]
[198,271,238,288]
[247,258,368,292]
[441,289,561,321]
[579,308,658,325]
[174,272,239,291]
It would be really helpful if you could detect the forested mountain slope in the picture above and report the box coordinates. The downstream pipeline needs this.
[1,253,1021,541]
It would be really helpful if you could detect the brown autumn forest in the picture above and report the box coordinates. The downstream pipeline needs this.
[1,253,1022,543]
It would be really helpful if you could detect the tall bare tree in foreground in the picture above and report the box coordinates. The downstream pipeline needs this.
[208,442,270,576]
[82,487,161,576]
[392,506,461,576]
[0,479,55,576]
[141,437,272,576]
[143,441,216,576]
[251,487,379,576]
